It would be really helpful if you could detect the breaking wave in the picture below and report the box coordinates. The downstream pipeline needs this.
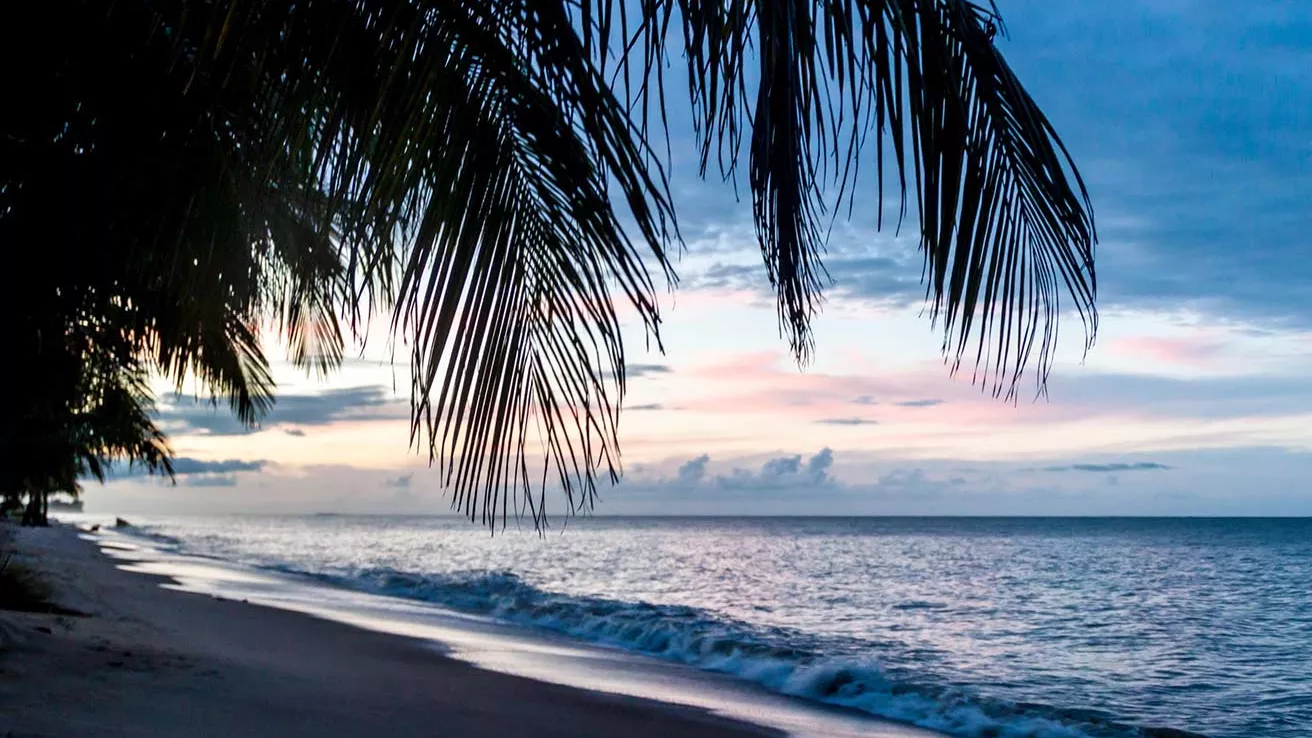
[317,566,1199,738]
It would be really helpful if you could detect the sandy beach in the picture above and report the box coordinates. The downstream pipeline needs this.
[0,523,781,738]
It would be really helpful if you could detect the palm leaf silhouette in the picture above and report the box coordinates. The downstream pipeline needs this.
[2,0,1095,526]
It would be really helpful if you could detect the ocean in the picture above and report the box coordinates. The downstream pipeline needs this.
[102,515,1310,738]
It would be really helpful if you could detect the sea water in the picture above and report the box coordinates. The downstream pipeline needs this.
[108,516,1311,738]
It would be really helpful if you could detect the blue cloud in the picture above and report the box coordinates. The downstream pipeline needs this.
[650,449,837,496]
[1048,372,1312,421]
[182,474,239,488]
[994,1,1312,323]
[627,364,673,378]
[667,1,1312,328]
[108,457,266,481]
[159,386,407,436]
[1039,462,1172,474]
[383,473,413,489]
[171,458,266,474]
[607,448,1312,516]
[676,455,710,485]
[815,417,878,426]
[715,449,835,492]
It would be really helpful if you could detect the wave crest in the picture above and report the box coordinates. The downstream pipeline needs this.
[118,523,1203,738]
[330,567,1148,738]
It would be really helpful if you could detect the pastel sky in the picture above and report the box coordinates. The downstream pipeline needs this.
[99,1,1312,517]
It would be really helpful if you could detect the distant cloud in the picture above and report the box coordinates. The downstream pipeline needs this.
[159,385,408,436]
[107,457,267,481]
[182,474,239,488]
[690,263,763,293]
[602,363,673,381]
[1046,372,1312,422]
[627,364,672,378]
[814,417,878,426]
[657,448,836,495]
[615,449,1179,515]
[96,447,1312,517]
[692,255,926,310]
[383,473,413,489]
[1110,336,1224,368]
[810,448,836,476]
[716,448,834,492]
[676,455,710,485]
[284,428,307,437]
[672,3,1312,329]
[895,399,944,408]
[1039,462,1173,473]
[824,255,929,308]
[172,458,267,475]
[852,396,878,406]
[761,455,804,477]
[627,403,666,411]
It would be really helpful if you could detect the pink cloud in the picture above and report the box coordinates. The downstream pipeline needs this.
[1109,336,1225,368]
[673,352,1090,428]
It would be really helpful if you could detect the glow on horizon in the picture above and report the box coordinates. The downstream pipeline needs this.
[164,298,1312,466]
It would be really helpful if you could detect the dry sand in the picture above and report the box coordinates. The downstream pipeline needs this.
[0,523,781,738]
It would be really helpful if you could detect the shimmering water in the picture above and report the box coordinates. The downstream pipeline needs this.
[118,516,1311,738]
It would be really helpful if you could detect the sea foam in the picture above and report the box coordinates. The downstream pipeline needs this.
[315,566,1146,738]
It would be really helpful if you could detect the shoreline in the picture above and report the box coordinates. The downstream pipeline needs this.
[1,523,784,738]
[1,522,942,738]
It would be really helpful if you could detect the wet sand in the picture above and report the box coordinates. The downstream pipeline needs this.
[0,523,780,738]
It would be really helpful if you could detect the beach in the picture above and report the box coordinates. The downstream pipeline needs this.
[5,516,1296,738]
[0,524,782,738]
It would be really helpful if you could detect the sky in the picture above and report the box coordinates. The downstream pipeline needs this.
[98,0,1312,517]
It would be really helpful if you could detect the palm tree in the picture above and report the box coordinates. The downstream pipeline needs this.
[6,316,174,526]
[1,0,1095,528]
[3,0,352,508]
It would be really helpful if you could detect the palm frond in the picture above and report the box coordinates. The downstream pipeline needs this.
[2,0,1097,527]
[136,0,676,525]
[77,362,175,482]
[602,0,1097,394]
[379,1,676,525]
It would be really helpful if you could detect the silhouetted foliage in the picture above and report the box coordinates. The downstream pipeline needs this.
[0,0,1095,528]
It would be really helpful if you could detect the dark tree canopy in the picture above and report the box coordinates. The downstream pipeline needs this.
[0,0,1095,528]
